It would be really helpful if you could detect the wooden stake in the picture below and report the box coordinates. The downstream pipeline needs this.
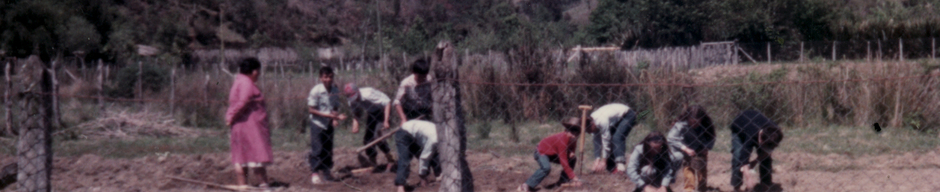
[576,105,593,177]
[799,41,804,63]
[170,65,176,113]
[137,61,143,103]
[51,60,60,129]
[899,38,904,62]
[97,60,104,112]
[4,60,11,136]
[766,42,771,64]
[832,41,837,61]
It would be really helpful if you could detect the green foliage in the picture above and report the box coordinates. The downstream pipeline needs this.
[586,0,843,47]
[58,16,102,53]
[108,63,170,98]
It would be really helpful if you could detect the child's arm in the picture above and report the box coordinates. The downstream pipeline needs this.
[383,104,393,129]
[667,122,694,156]
[625,146,643,185]
[395,104,407,126]
[557,143,576,182]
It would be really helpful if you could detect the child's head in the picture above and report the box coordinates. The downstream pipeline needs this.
[411,59,430,82]
[758,124,783,151]
[319,66,334,85]
[678,105,711,128]
[239,58,262,80]
[561,117,596,135]
[561,117,582,135]
[641,131,666,155]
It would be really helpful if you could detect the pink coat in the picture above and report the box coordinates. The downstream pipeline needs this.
[225,74,272,164]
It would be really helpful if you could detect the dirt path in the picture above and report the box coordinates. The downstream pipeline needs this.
[1,147,939,192]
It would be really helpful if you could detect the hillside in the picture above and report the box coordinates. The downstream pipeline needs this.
[1,0,938,65]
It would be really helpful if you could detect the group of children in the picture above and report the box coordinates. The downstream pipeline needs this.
[225,57,439,191]
[225,57,784,192]
[306,58,438,192]
[519,103,784,192]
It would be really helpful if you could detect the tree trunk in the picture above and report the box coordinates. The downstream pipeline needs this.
[432,41,473,192]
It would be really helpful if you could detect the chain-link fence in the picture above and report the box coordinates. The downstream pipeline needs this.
[1,38,939,191]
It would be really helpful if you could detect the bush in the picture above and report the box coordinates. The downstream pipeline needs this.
[108,62,169,98]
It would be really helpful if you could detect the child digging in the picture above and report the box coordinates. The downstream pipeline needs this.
[517,117,597,192]
[589,103,639,173]
[627,132,676,192]
[394,120,441,192]
[342,83,396,169]
[667,105,715,192]
[729,110,784,192]
[306,66,348,184]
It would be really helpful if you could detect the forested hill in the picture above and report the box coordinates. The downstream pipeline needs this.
[2,0,938,64]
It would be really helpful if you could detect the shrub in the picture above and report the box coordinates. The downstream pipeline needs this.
[108,63,169,98]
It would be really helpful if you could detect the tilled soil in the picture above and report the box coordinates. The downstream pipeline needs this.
[2,147,940,192]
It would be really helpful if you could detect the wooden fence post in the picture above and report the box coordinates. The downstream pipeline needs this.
[899,38,904,62]
[832,41,837,61]
[51,60,60,129]
[170,64,176,113]
[97,60,104,112]
[137,61,143,104]
[799,41,804,63]
[766,42,771,64]
[4,59,11,136]
[932,38,935,60]
[204,73,210,107]
[18,54,54,192]
[432,41,473,192]
[867,41,871,61]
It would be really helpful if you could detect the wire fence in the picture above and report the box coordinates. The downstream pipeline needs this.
[2,39,940,191]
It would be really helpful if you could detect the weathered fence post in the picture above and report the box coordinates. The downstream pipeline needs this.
[932,38,936,60]
[170,64,176,113]
[867,41,871,61]
[799,41,804,63]
[832,41,837,61]
[204,73,210,107]
[899,38,904,62]
[766,42,771,64]
[51,60,60,129]
[432,41,473,192]
[4,59,11,136]
[137,61,143,104]
[18,56,54,192]
[97,60,104,112]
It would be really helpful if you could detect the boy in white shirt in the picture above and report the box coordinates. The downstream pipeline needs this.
[393,120,440,192]
[306,66,347,184]
[589,103,638,173]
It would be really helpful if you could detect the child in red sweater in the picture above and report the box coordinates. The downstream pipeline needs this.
[518,117,597,191]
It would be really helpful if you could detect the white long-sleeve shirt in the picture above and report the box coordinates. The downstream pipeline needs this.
[590,103,631,159]
[401,120,438,173]
[348,87,390,115]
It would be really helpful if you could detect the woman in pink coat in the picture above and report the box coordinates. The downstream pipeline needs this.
[224,58,273,188]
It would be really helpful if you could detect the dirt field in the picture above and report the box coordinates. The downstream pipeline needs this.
[2,146,939,192]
